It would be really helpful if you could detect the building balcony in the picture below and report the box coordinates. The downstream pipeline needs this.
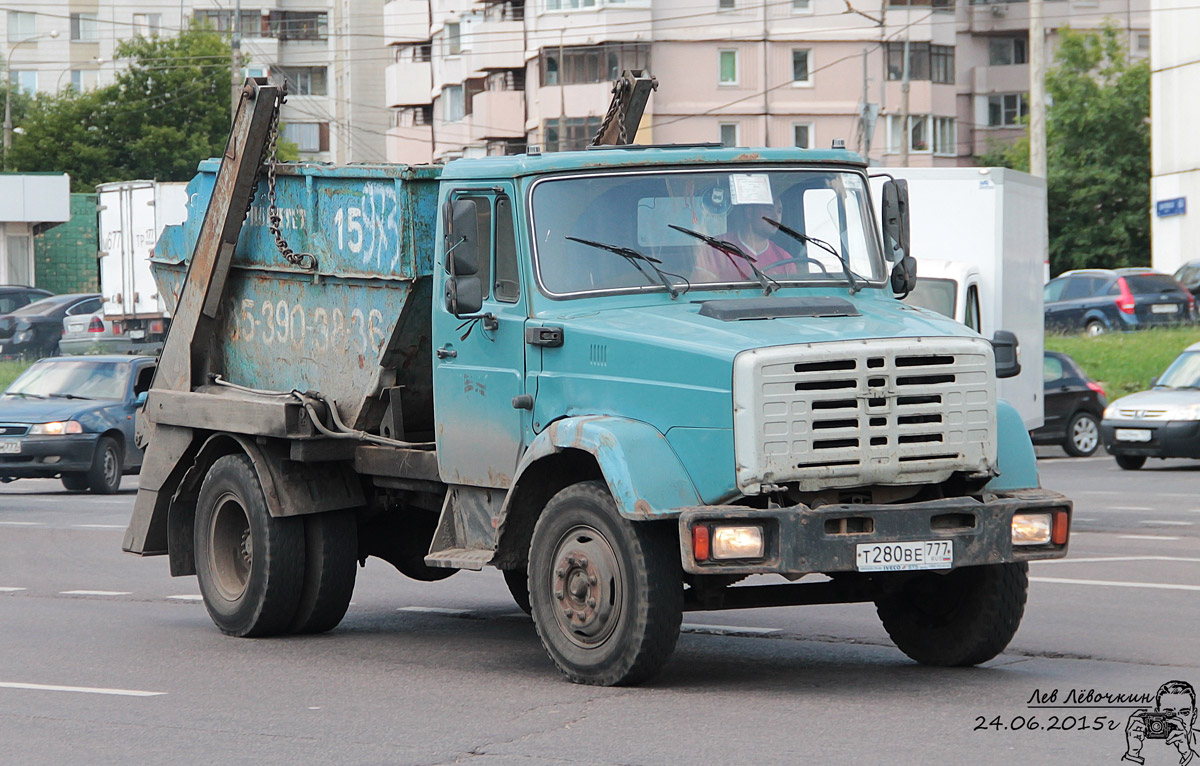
[387,126,435,164]
[528,6,653,48]
[466,20,525,73]
[387,61,434,106]
[385,0,432,45]
[971,63,1030,95]
[470,90,525,140]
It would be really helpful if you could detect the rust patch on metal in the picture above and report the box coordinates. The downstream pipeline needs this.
[634,499,653,516]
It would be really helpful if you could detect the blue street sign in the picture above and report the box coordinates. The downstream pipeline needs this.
[1156,197,1187,217]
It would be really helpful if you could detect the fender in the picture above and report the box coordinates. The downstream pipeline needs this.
[985,400,1040,491]
[512,416,702,520]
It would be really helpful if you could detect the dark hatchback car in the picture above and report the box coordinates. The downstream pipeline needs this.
[1043,269,1194,336]
[0,294,103,359]
[0,356,156,493]
[0,285,52,314]
[1172,260,1200,299]
[1030,351,1108,456]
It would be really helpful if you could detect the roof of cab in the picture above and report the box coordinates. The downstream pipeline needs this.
[438,145,867,180]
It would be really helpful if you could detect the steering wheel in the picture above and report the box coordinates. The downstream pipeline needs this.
[759,256,831,275]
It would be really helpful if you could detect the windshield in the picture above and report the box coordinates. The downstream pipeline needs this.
[6,360,130,400]
[531,169,884,297]
[904,278,957,319]
[1157,351,1200,389]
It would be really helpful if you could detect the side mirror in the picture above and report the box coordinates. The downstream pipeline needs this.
[992,330,1021,379]
[890,255,917,298]
[134,391,148,408]
[445,275,484,317]
[881,179,911,263]
[446,199,480,277]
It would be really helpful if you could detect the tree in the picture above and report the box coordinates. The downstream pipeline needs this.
[9,27,233,191]
[978,24,1150,275]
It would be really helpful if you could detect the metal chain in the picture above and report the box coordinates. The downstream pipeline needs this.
[264,84,318,271]
[591,77,630,146]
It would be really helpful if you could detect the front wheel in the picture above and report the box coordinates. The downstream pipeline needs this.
[86,436,122,494]
[1115,454,1146,470]
[1063,411,1100,457]
[528,481,683,686]
[875,563,1028,667]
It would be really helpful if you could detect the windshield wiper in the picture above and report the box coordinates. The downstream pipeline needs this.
[666,225,779,296]
[6,392,46,399]
[48,393,93,400]
[565,236,688,299]
[762,217,865,295]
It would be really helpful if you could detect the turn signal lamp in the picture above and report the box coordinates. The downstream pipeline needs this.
[692,526,710,562]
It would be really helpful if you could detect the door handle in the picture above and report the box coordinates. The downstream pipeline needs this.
[436,346,457,359]
[525,326,563,347]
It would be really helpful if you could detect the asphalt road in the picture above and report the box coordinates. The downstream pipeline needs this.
[0,455,1196,766]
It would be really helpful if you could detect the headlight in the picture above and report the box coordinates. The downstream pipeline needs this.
[711,525,765,559]
[29,421,83,435]
[14,331,32,342]
[1011,513,1052,545]
[1160,403,1200,421]
[1103,403,1119,419]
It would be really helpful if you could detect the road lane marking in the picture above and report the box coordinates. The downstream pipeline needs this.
[1142,520,1194,526]
[1110,506,1155,511]
[397,606,471,616]
[0,587,25,592]
[0,681,164,697]
[59,590,131,597]
[0,521,42,526]
[681,624,781,636]
[73,524,126,530]
[168,595,203,601]
[1118,535,1181,541]
[1035,556,1200,565]
[1031,577,1200,592]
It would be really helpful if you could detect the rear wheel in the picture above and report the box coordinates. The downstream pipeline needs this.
[194,454,304,637]
[528,481,683,686]
[875,563,1028,667]
[1115,454,1146,470]
[289,509,358,635]
[61,473,88,491]
[86,436,122,494]
[1063,411,1100,457]
[1085,320,1107,337]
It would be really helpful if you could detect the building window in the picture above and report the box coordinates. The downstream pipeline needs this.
[195,10,264,37]
[545,0,598,11]
[268,11,328,40]
[1136,33,1150,53]
[793,123,812,148]
[792,0,813,12]
[933,116,956,155]
[543,117,602,152]
[282,122,328,152]
[719,0,736,9]
[69,70,83,91]
[988,37,1027,66]
[446,23,461,56]
[416,105,433,125]
[886,43,955,84]
[987,93,1028,127]
[719,123,739,147]
[538,43,649,87]
[889,0,954,8]
[275,66,328,96]
[13,71,36,95]
[133,13,163,36]
[70,13,99,42]
[444,85,464,122]
[792,49,811,84]
[7,11,37,42]
[719,50,738,85]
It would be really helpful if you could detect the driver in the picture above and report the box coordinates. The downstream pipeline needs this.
[697,197,796,281]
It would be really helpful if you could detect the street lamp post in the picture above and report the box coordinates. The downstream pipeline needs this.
[3,29,59,168]
[56,57,106,92]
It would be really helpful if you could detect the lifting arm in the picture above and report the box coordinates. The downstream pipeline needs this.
[591,70,658,146]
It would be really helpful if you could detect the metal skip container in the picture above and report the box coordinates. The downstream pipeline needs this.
[151,160,443,430]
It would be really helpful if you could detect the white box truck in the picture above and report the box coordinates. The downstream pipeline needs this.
[96,181,189,352]
[870,167,1047,430]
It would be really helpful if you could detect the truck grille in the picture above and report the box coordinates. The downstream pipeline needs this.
[732,337,997,494]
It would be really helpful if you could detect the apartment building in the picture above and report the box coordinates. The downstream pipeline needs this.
[383,0,1147,166]
[0,1,388,163]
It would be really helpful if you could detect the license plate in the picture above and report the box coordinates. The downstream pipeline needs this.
[0,440,20,454]
[1151,303,1179,314]
[128,329,145,339]
[856,540,953,572]
[1115,428,1152,442]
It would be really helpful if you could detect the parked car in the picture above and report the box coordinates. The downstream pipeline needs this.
[0,285,52,314]
[0,355,156,492]
[1100,341,1200,470]
[0,294,102,359]
[1030,351,1108,456]
[1043,268,1194,336]
[59,310,166,356]
[1171,259,1200,299]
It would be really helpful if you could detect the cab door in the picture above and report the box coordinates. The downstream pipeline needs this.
[432,188,529,488]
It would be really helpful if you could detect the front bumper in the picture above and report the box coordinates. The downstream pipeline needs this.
[1101,419,1200,458]
[0,434,100,477]
[677,489,1071,576]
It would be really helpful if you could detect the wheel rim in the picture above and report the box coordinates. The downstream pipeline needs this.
[209,492,252,601]
[102,446,119,488]
[548,524,623,649]
[1086,322,1104,337]
[1071,416,1099,454]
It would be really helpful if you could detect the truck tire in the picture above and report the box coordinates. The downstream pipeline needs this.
[528,481,683,686]
[289,509,358,635]
[87,436,122,494]
[194,454,304,637]
[1062,411,1100,457]
[875,562,1028,667]
[503,568,531,615]
[1115,454,1146,470]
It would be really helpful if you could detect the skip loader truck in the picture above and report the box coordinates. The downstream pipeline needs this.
[124,77,1072,686]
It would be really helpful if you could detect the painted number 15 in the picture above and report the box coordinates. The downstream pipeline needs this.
[334,207,363,253]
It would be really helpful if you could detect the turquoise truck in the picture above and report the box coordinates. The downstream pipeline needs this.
[124,78,1072,686]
